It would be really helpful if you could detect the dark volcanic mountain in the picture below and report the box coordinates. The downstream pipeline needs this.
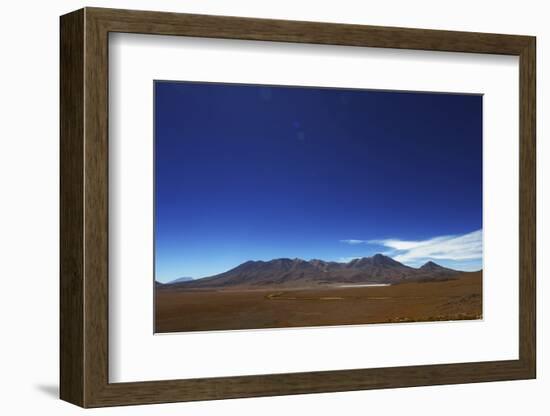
[419,260,454,272]
[164,254,462,290]
[414,261,461,282]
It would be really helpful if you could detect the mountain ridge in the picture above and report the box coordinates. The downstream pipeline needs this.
[164,254,468,289]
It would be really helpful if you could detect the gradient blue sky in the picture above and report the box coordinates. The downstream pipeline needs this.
[154,81,482,283]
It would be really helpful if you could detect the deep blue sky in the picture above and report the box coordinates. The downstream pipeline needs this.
[155,81,482,282]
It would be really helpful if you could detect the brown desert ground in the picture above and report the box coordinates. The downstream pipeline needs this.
[155,271,482,333]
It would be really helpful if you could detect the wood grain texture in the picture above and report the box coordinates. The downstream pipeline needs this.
[83,10,110,406]
[89,7,532,54]
[518,38,536,375]
[59,7,537,408]
[59,8,84,407]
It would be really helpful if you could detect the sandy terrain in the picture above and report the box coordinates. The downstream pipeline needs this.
[155,271,482,333]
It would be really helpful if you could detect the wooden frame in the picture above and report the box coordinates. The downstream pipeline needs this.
[60,7,536,408]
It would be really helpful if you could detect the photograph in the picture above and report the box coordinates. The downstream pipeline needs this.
[153,81,483,333]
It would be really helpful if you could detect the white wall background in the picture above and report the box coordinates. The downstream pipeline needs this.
[0,0,545,414]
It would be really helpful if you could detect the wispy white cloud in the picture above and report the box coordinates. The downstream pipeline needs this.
[340,239,368,245]
[371,230,482,264]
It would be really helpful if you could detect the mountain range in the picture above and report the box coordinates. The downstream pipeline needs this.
[162,254,465,289]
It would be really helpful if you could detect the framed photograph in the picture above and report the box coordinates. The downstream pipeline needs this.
[60,7,536,407]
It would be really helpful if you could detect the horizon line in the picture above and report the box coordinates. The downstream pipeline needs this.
[157,253,482,283]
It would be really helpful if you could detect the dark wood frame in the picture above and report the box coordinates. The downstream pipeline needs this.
[60,7,536,408]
